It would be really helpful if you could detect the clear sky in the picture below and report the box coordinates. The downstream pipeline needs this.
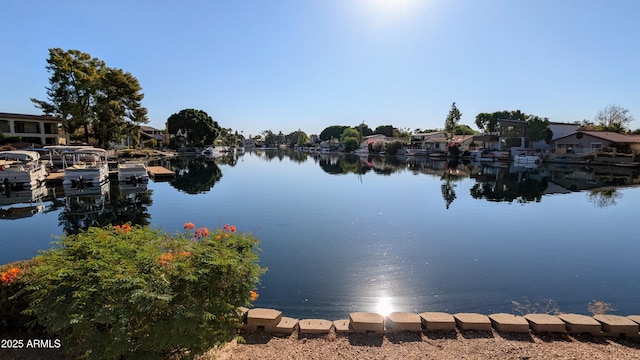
[1,0,638,137]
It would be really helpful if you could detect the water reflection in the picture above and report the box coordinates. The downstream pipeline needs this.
[247,149,640,205]
[0,185,48,220]
[162,156,223,194]
[57,182,152,234]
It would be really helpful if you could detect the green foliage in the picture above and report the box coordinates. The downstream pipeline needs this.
[340,128,359,142]
[143,138,158,148]
[453,124,476,135]
[374,125,394,137]
[31,48,148,147]
[384,140,403,155]
[524,115,552,144]
[475,110,525,133]
[444,102,462,140]
[24,223,265,359]
[341,136,359,152]
[319,125,348,141]
[166,109,221,147]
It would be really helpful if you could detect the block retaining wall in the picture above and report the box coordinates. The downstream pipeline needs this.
[240,308,640,339]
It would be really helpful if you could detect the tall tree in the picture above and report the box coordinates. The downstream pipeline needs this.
[444,102,462,140]
[594,104,634,133]
[93,68,148,148]
[166,109,220,147]
[374,125,394,137]
[319,125,348,141]
[475,110,526,133]
[524,115,552,145]
[31,48,148,146]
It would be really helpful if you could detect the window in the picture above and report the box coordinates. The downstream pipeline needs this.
[0,120,9,133]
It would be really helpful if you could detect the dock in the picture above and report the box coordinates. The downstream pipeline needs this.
[147,166,175,180]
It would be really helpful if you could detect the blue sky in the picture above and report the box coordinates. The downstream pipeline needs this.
[1,0,638,137]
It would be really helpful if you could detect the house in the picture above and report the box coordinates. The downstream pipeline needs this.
[410,132,475,152]
[0,112,69,145]
[140,125,165,143]
[551,130,640,155]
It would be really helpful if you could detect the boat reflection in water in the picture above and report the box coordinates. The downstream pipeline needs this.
[0,184,48,220]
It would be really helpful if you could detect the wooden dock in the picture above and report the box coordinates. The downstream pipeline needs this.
[147,166,175,180]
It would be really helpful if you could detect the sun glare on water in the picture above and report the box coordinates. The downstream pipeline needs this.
[375,296,395,317]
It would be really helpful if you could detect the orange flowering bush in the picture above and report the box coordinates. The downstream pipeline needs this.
[25,222,265,359]
[1,267,21,284]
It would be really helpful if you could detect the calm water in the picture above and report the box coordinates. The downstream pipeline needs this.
[2,149,639,319]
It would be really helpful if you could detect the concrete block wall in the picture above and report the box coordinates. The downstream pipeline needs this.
[242,308,640,338]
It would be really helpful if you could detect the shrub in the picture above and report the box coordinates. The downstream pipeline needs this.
[144,139,158,148]
[0,260,37,333]
[23,223,265,359]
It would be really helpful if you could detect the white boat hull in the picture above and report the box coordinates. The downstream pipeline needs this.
[118,163,149,183]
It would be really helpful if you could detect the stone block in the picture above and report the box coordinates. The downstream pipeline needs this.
[523,314,566,333]
[350,312,385,333]
[265,317,298,335]
[628,315,640,325]
[453,313,492,331]
[420,312,457,331]
[489,313,530,333]
[333,319,351,333]
[247,308,282,328]
[299,319,333,334]
[385,312,422,332]
[236,306,249,322]
[558,314,602,335]
[593,314,639,336]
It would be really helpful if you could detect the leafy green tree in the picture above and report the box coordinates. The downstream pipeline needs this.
[355,123,373,137]
[166,109,220,147]
[525,115,552,144]
[444,102,462,140]
[340,128,359,141]
[594,104,634,133]
[92,68,148,148]
[374,125,394,137]
[340,128,360,152]
[319,125,348,141]
[31,48,148,147]
[475,110,525,133]
[453,124,476,135]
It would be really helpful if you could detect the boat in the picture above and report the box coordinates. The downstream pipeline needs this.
[0,150,49,190]
[513,153,542,167]
[404,148,427,156]
[201,146,227,158]
[118,161,149,184]
[61,148,110,188]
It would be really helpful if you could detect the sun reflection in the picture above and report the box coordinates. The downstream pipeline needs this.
[375,296,394,317]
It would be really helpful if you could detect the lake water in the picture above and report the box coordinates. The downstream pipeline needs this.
[2,149,639,320]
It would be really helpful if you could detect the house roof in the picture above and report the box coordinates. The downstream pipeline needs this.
[0,112,62,122]
[140,125,163,132]
[554,130,640,143]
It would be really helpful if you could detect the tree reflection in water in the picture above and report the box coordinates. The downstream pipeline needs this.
[167,156,223,194]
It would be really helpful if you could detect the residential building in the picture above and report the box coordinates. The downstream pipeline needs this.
[0,112,69,145]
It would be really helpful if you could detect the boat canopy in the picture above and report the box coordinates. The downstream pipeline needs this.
[0,150,41,162]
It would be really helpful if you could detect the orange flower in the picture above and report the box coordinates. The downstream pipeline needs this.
[229,225,237,233]
[157,252,174,266]
[1,267,21,284]
[178,251,192,257]
[195,227,209,238]
[215,235,221,240]
[249,290,259,302]
[184,222,195,230]
[115,224,131,234]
